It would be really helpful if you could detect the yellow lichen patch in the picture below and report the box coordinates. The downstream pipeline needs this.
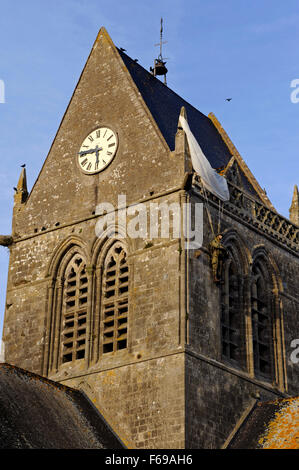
[258,399,299,449]
[102,370,116,385]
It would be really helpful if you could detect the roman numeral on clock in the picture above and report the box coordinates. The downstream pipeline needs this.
[79,128,117,174]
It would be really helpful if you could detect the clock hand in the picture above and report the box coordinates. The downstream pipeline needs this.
[78,148,96,156]
[95,145,101,166]
[78,147,103,157]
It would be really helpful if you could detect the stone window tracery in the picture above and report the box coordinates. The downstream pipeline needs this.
[101,244,129,354]
[251,260,273,380]
[220,255,243,366]
[61,254,89,364]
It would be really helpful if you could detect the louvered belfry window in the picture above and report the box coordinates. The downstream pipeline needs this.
[61,254,89,364]
[220,258,242,365]
[101,244,129,354]
[251,261,272,380]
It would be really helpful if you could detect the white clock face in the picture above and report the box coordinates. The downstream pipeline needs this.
[78,127,118,174]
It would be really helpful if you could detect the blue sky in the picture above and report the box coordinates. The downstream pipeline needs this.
[0,0,299,336]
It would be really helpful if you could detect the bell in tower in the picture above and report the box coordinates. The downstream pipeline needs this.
[150,18,168,85]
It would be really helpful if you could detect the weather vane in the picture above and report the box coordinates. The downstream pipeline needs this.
[150,18,168,85]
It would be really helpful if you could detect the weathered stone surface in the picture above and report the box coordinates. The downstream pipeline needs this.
[2,27,298,449]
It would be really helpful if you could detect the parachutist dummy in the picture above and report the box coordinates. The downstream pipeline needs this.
[208,234,227,283]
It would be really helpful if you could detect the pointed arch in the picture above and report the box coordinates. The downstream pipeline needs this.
[43,237,91,375]
[59,252,89,364]
[47,235,90,278]
[221,229,251,275]
[249,246,284,386]
[91,236,130,363]
[91,222,131,267]
[251,245,282,293]
[219,230,250,369]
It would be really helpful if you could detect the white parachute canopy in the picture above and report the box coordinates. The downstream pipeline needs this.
[179,114,230,202]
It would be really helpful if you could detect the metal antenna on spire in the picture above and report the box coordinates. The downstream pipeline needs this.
[150,17,168,85]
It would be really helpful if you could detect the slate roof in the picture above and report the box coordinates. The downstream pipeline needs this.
[228,397,299,449]
[119,49,232,170]
[0,363,125,449]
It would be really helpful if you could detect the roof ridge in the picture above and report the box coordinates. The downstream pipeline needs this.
[117,48,208,122]
[0,362,76,394]
[209,112,276,211]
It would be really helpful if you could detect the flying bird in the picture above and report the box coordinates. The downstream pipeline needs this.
[225,98,232,102]
[21,164,26,168]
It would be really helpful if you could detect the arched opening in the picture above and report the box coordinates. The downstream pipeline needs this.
[100,242,129,355]
[220,254,243,367]
[60,253,89,364]
[251,259,273,380]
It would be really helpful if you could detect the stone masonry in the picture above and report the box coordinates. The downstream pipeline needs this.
[1,27,299,448]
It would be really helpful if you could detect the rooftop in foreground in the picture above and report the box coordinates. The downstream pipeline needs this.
[0,363,125,449]
[228,396,299,449]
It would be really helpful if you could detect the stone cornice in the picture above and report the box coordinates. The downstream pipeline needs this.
[191,178,299,256]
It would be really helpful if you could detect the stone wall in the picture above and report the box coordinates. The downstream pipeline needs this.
[186,190,299,447]
[65,354,185,449]
[2,27,298,449]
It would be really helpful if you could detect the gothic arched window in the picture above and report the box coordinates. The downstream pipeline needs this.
[60,254,89,364]
[251,259,273,380]
[220,255,243,367]
[100,243,129,354]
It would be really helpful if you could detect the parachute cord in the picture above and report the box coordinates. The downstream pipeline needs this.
[202,184,216,238]
[219,200,225,233]
[217,199,224,234]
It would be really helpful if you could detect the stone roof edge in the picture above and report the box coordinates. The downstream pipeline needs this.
[0,363,73,389]
[222,395,299,449]
[114,51,170,154]
[256,395,299,406]
[96,28,170,154]
[221,398,258,449]
[24,29,107,204]
[208,112,276,212]
[78,390,133,449]
[24,27,170,205]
